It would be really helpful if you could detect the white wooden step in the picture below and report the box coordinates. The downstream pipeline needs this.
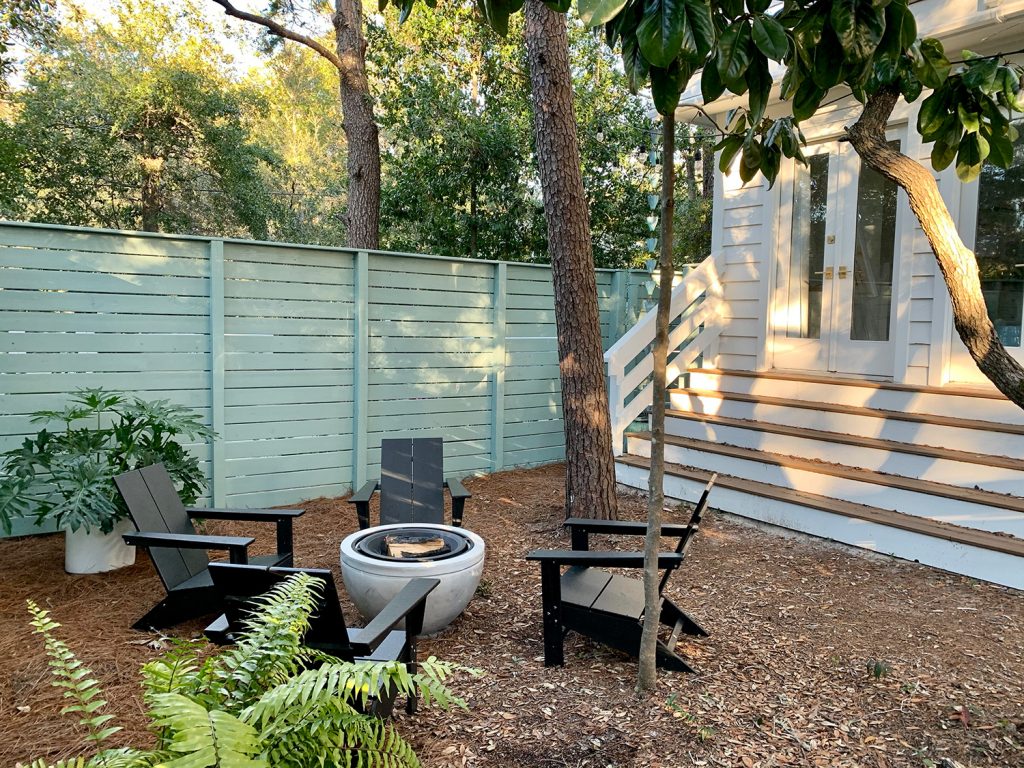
[625,433,1024,539]
[663,410,1024,495]
[669,388,1024,459]
[615,456,1024,591]
[688,368,1024,425]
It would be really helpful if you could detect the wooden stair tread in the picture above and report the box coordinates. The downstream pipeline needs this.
[617,454,1024,559]
[663,409,1024,471]
[691,367,1009,402]
[628,431,1024,514]
[671,388,1024,437]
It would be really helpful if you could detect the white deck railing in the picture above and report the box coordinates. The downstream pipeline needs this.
[605,251,725,454]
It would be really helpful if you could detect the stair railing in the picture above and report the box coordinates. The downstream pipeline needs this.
[605,251,725,455]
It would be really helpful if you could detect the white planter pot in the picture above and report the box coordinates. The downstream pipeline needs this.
[340,523,485,635]
[64,518,136,574]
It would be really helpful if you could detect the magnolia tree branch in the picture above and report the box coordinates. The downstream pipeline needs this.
[846,86,1024,406]
[209,0,344,71]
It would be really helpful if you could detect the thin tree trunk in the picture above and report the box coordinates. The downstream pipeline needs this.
[333,0,380,249]
[524,0,617,520]
[637,112,675,692]
[139,156,163,232]
[847,86,1024,407]
[469,176,478,260]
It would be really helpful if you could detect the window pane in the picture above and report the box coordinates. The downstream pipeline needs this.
[976,120,1024,347]
[781,153,829,339]
[851,140,900,342]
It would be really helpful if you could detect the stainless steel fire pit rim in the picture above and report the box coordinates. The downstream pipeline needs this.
[340,523,486,577]
[352,525,471,562]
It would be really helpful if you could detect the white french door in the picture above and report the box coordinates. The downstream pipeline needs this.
[771,138,904,378]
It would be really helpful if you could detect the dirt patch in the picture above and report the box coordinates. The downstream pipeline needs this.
[2,462,1022,767]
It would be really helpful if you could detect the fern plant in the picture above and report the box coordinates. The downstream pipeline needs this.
[22,574,476,768]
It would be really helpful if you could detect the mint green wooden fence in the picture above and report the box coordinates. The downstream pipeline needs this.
[0,221,645,526]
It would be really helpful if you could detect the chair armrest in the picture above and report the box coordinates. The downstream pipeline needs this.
[348,481,380,504]
[123,531,254,564]
[525,549,684,569]
[444,478,471,499]
[563,518,691,550]
[350,578,440,652]
[348,480,380,529]
[186,507,304,521]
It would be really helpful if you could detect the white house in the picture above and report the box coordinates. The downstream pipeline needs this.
[606,0,1024,589]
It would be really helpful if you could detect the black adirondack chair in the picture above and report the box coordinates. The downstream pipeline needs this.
[204,563,438,716]
[115,463,304,631]
[526,474,717,672]
[349,437,471,529]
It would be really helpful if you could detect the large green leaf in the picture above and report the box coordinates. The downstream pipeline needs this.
[962,56,1000,92]
[637,0,687,68]
[701,57,726,102]
[830,0,885,62]
[913,38,951,89]
[916,90,949,137]
[650,60,695,114]
[578,0,629,28]
[985,128,1014,168]
[751,15,788,61]
[955,132,988,182]
[746,53,771,125]
[792,78,825,121]
[715,134,744,172]
[879,0,916,57]
[715,20,752,83]
[621,34,650,91]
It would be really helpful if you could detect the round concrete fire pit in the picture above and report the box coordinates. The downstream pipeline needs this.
[340,523,485,634]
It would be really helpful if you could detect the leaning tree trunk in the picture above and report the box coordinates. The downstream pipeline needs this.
[523,0,618,520]
[637,112,675,693]
[333,0,381,250]
[847,86,1024,407]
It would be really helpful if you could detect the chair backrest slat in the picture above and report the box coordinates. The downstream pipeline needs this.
[114,464,207,589]
[208,563,355,660]
[380,437,445,526]
[658,474,717,595]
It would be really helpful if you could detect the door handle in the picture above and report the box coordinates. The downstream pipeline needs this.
[838,266,848,279]
[823,267,834,280]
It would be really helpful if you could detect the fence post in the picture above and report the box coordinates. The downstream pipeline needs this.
[353,251,370,489]
[611,270,629,342]
[209,239,226,506]
[491,261,507,471]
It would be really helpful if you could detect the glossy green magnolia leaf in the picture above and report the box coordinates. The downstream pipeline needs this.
[956,132,988,182]
[578,0,629,28]
[931,132,959,171]
[702,58,726,102]
[738,140,762,183]
[752,15,788,61]
[830,0,885,62]
[792,77,824,121]
[779,63,801,100]
[746,53,771,125]
[879,0,916,57]
[957,103,980,134]
[917,90,949,137]
[761,145,782,186]
[985,128,1014,168]
[913,38,951,89]
[900,70,922,102]
[810,32,844,89]
[716,21,752,82]
[963,56,1000,91]
[621,34,650,92]
[544,0,571,11]
[747,0,771,13]
[650,59,695,114]
[637,0,687,68]
[716,134,743,172]
[1000,66,1024,110]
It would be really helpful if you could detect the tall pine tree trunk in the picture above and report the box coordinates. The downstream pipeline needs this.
[333,0,380,249]
[847,86,1024,406]
[523,0,618,520]
[637,113,675,691]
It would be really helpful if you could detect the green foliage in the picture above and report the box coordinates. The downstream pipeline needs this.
[0,0,279,236]
[462,0,1024,187]
[0,388,213,535]
[21,574,476,768]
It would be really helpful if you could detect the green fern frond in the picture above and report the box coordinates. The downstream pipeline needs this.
[148,693,265,768]
[27,600,122,746]
[141,639,204,696]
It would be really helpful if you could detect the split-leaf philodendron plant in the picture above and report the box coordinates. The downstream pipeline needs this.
[0,388,214,535]
[22,572,475,768]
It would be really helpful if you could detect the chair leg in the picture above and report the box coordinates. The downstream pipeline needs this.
[539,561,564,667]
[659,597,708,638]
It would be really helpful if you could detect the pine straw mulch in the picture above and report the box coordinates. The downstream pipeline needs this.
[2,463,1023,768]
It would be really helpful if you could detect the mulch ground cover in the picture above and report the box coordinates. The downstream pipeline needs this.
[2,462,1022,767]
